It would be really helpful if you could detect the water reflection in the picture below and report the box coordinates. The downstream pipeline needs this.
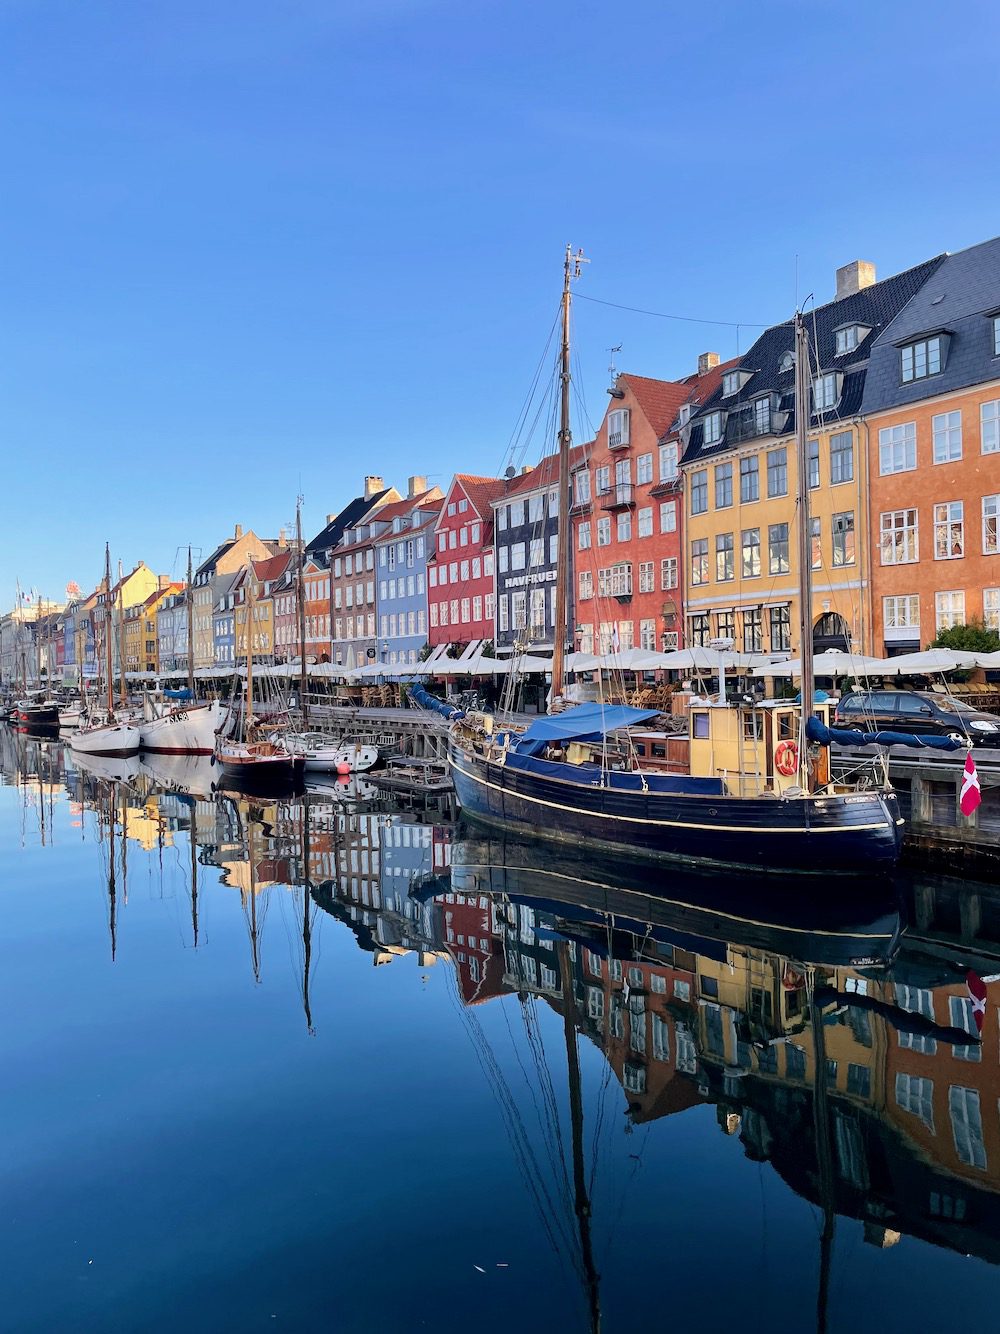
[4,725,1000,1328]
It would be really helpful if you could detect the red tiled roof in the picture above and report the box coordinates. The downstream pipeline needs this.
[501,443,593,500]
[251,551,293,582]
[615,373,694,437]
[453,473,508,518]
[676,356,741,421]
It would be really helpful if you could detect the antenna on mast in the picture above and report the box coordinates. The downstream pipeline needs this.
[607,344,622,382]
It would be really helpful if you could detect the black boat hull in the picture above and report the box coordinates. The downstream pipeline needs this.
[448,740,902,875]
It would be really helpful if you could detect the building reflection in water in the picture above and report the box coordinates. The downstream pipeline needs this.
[6,725,1000,1317]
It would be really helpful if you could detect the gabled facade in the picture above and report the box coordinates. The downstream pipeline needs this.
[427,474,503,648]
[329,526,379,668]
[305,476,401,563]
[191,525,278,668]
[862,236,1000,652]
[234,552,293,661]
[94,562,163,678]
[212,571,240,668]
[156,591,189,673]
[272,556,330,664]
[371,482,444,665]
[491,448,587,656]
[680,255,945,657]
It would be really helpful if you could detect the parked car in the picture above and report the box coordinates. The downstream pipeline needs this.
[835,690,1000,746]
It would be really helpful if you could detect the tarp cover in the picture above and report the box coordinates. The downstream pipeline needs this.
[806,716,963,751]
[409,683,465,721]
[513,702,662,756]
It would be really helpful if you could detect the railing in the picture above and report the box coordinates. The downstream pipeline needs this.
[600,484,634,510]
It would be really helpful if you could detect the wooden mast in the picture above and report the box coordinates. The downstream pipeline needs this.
[551,246,586,705]
[296,497,309,729]
[104,545,115,720]
[793,312,816,789]
[186,545,196,701]
[117,580,127,710]
[245,560,255,733]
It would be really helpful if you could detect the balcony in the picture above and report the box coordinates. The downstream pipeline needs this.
[599,484,635,511]
[608,429,630,450]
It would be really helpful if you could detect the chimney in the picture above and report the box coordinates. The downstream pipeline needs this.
[407,475,427,499]
[234,524,243,540]
[697,352,720,376]
[277,528,287,549]
[364,475,384,500]
[158,573,171,589]
[326,512,337,525]
[521,465,531,475]
[836,260,876,300]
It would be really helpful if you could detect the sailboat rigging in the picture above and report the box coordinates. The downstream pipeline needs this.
[70,546,141,757]
[442,251,902,875]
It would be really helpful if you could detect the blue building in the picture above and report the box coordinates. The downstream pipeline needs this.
[373,489,443,666]
[212,572,238,669]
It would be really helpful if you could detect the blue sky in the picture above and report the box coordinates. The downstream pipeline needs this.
[4,0,999,601]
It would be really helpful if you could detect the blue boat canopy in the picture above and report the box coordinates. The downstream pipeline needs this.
[514,703,662,756]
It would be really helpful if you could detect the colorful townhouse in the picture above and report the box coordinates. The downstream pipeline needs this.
[329,522,379,669]
[491,449,588,656]
[680,256,944,657]
[192,525,277,669]
[212,572,240,669]
[372,481,444,665]
[570,368,732,656]
[156,589,189,673]
[427,474,503,650]
[861,236,1000,653]
[233,551,293,662]
[93,561,165,679]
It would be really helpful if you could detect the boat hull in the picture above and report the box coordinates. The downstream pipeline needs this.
[69,722,141,757]
[139,701,225,754]
[448,740,902,875]
[217,742,305,793]
[17,705,60,728]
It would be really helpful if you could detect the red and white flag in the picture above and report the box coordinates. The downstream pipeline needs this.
[960,751,982,817]
[967,970,987,1033]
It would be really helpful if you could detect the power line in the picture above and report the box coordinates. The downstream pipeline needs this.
[575,291,769,330]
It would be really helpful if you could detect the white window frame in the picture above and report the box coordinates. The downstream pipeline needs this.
[608,408,630,448]
[933,501,964,560]
[982,399,1000,455]
[879,421,917,475]
[932,410,962,464]
[935,590,965,631]
[880,509,918,565]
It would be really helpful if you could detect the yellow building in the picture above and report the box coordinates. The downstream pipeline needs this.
[679,258,942,657]
[191,526,278,669]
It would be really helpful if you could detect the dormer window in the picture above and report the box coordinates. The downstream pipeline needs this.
[703,411,724,445]
[900,334,945,383]
[993,316,1000,357]
[721,369,752,397]
[834,323,870,356]
[779,351,795,374]
[812,372,839,412]
[753,396,772,435]
[678,403,691,427]
[608,408,630,448]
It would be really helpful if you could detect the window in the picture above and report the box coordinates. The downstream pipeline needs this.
[511,590,527,629]
[575,470,591,504]
[511,543,526,571]
[617,512,631,542]
[703,411,723,445]
[659,442,678,482]
[715,462,733,508]
[982,400,1000,454]
[879,421,917,474]
[596,465,610,494]
[936,590,965,631]
[716,610,735,641]
[933,501,964,559]
[984,495,999,554]
[638,561,654,593]
[901,335,942,382]
[895,1073,934,1131]
[743,607,762,654]
[740,454,759,503]
[527,493,543,524]
[578,521,592,551]
[636,453,653,485]
[661,558,678,590]
[880,509,918,565]
[716,533,735,582]
[548,534,558,564]
[812,373,837,411]
[768,523,790,574]
[639,617,656,649]
[835,325,860,355]
[529,538,544,567]
[753,396,771,435]
[690,614,710,646]
[549,488,559,517]
[690,470,708,515]
[579,570,593,600]
[691,539,709,586]
[949,996,981,1062]
[529,588,545,631]
[808,438,820,489]
[767,447,787,497]
[497,546,509,574]
[741,528,761,578]
[933,410,962,463]
[637,507,653,538]
[498,595,509,632]
[950,1086,987,1170]
[722,370,740,396]
[832,512,855,566]
[769,605,791,652]
[995,316,1000,357]
[811,516,822,569]
[884,594,920,632]
[597,518,611,547]
[829,430,853,484]
[608,408,630,447]
[984,588,1000,632]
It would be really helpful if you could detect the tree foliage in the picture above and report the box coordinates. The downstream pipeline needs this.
[931,619,1000,653]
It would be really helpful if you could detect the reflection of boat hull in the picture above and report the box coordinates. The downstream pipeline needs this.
[139,751,217,798]
[443,826,902,969]
[71,749,142,784]
[449,741,902,875]
[139,701,226,754]
[69,723,141,757]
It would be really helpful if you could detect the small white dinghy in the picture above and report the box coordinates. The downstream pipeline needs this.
[283,731,379,773]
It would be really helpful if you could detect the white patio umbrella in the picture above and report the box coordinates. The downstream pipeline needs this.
[878,648,979,674]
[752,648,885,678]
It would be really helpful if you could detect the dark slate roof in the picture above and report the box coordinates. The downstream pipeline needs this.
[861,235,1000,415]
[305,490,392,555]
[195,538,236,579]
[681,254,946,467]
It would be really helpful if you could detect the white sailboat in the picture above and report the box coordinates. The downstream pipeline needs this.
[70,546,140,758]
[282,731,379,773]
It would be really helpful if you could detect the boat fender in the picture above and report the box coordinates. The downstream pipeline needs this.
[775,740,798,776]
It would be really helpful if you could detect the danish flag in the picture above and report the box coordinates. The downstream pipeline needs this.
[960,751,982,817]
[967,970,987,1034]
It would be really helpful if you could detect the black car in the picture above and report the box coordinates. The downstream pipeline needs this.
[835,690,1000,746]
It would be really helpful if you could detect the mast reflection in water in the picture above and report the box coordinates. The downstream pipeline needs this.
[3,727,1000,1332]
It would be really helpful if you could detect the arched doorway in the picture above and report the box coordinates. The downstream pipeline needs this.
[813,612,850,653]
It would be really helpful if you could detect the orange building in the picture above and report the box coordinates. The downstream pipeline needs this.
[862,236,1000,652]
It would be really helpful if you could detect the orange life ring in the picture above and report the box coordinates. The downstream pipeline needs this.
[775,740,799,777]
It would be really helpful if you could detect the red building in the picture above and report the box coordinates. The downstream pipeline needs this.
[427,474,504,648]
[571,362,736,654]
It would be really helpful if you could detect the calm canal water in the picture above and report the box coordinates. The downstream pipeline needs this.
[3,729,1000,1332]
